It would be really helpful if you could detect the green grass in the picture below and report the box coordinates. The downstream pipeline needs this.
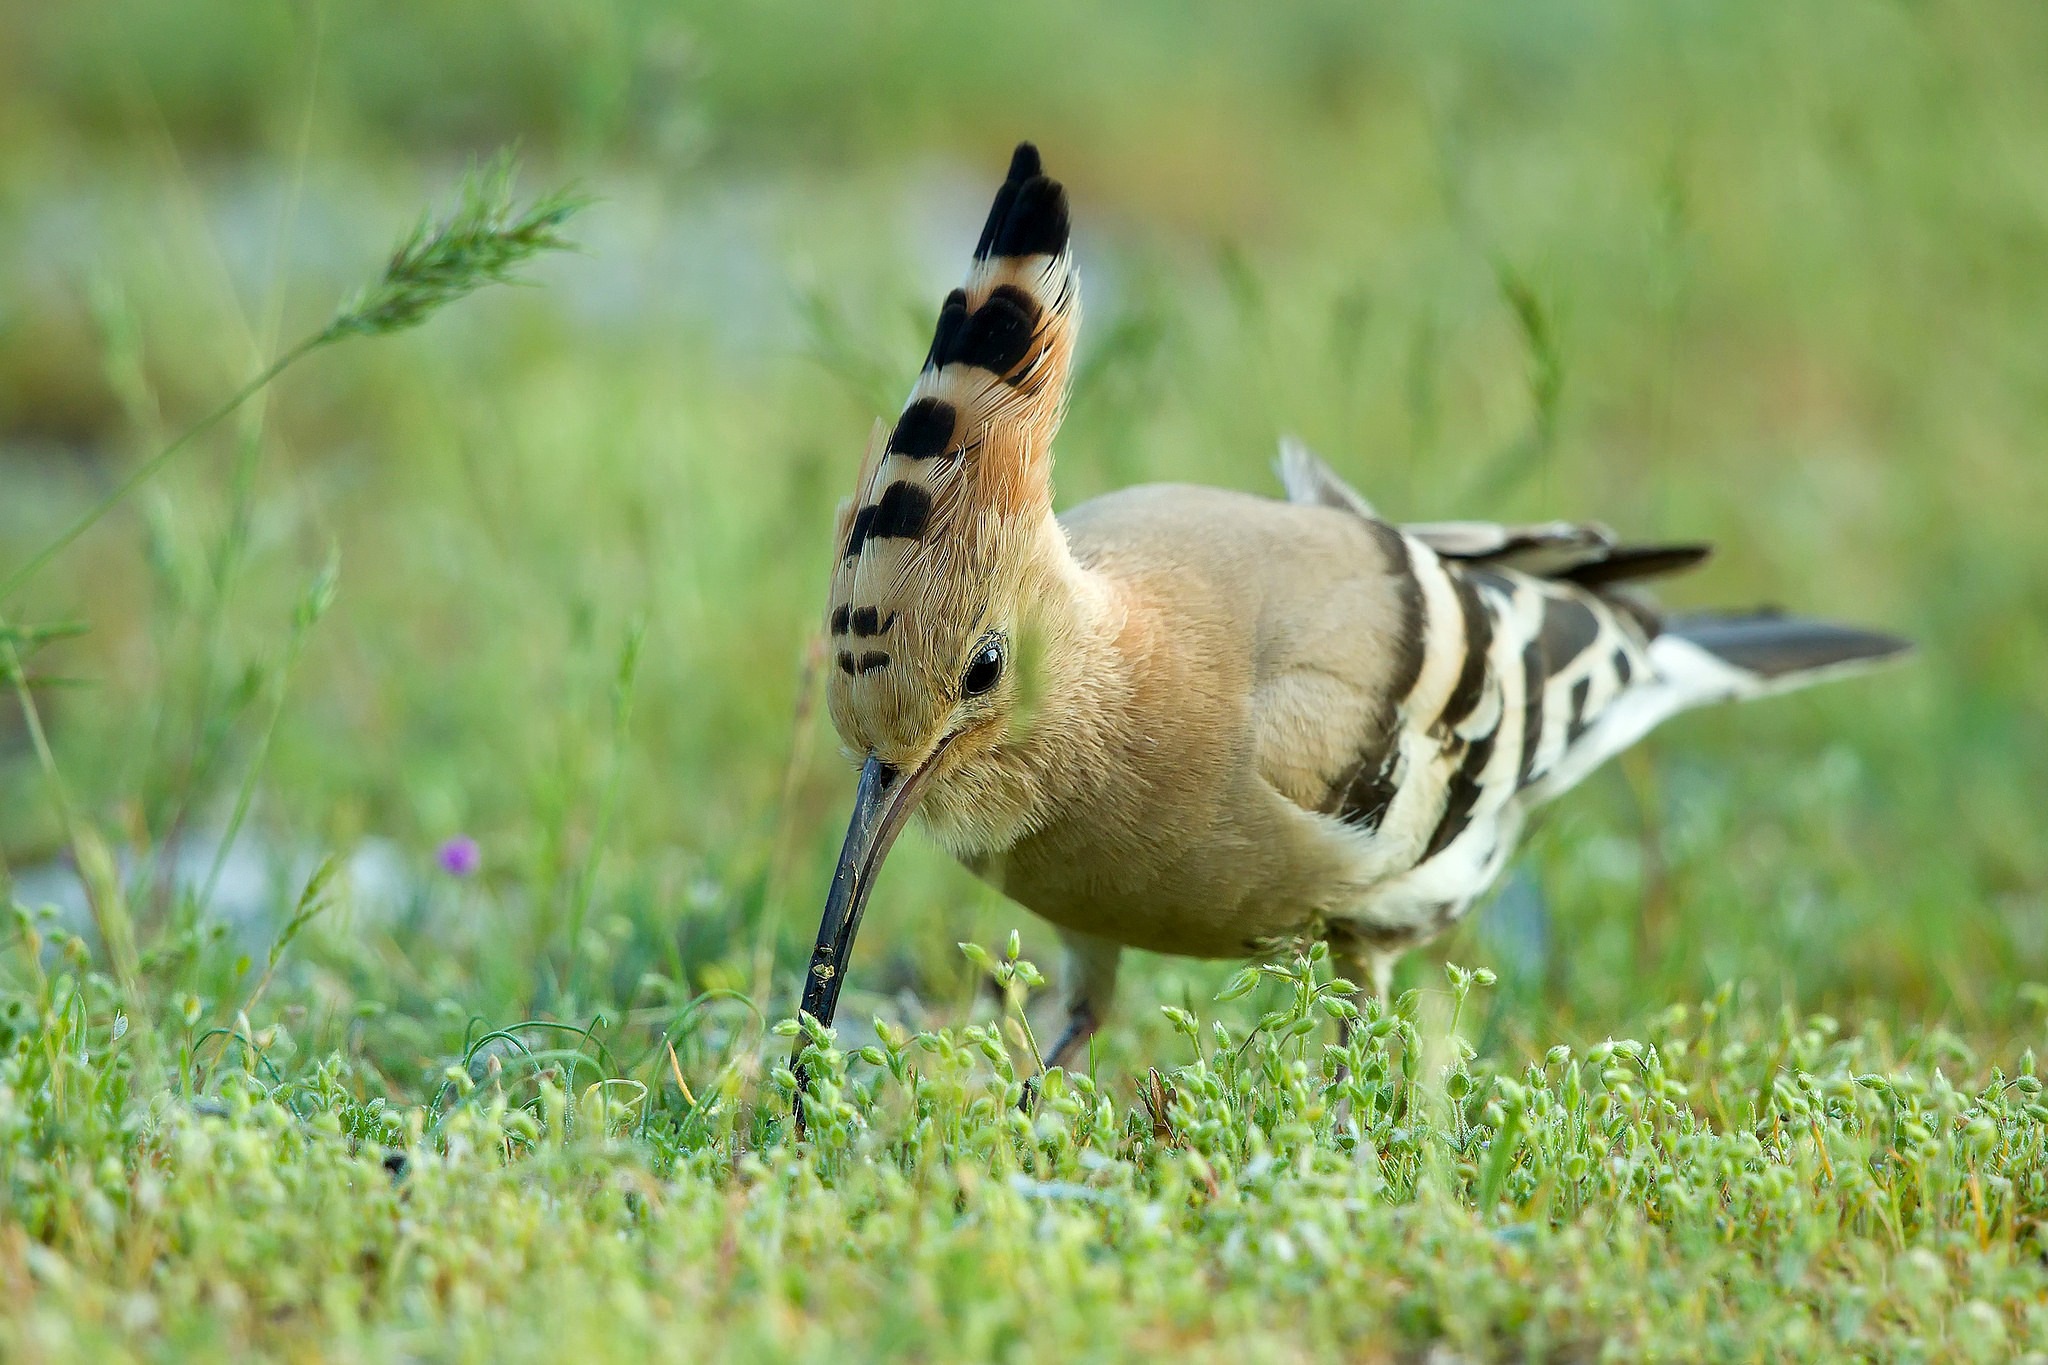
[3,1,2048,1358]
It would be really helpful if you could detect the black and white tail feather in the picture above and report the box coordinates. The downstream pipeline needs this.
[1278,438,1910,950]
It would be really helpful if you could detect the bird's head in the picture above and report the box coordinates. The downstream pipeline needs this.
[801,143,1082,1039]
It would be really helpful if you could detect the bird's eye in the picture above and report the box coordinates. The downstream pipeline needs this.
[960,639,1004,699]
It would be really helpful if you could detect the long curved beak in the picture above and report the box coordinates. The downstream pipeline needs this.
[792,748,946,1119]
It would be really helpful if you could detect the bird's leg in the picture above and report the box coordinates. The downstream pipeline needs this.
[1323,927,1399,1127]
[1042,930,1120,1074]
[1324,925,1396,1050]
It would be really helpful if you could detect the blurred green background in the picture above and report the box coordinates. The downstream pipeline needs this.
[2,0,2044,1083]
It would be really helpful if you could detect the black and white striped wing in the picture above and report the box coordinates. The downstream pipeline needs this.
[1282,443,1904,931]
[1318,529,1658,916]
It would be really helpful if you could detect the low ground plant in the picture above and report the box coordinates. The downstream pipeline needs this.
[4,924,2046,1360]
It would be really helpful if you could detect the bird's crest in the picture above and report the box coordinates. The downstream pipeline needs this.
[825,143,1080,731]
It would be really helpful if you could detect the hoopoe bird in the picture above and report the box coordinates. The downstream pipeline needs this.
[798,144,1909,1078]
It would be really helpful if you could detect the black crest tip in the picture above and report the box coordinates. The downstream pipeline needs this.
[994,177,1068,259]
[1007,142,1043,182]
[975,143,1066,261]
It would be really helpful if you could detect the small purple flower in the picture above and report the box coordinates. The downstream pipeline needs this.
[437,835,481,878]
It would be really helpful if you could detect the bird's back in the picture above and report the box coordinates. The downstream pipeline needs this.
[1032,465,1905,963]
[1060,482,1422,814]
[1060,479,1649,841]
[1032,476,1669,956]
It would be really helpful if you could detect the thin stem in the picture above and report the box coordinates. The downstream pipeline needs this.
[198,622,312,912]
[1015,994,1045,1076]
[7,154,582,608]
[565,621,646,996]
[752,634,827,1009]
[0,623,149,1037]
[239,854,337,1022]
[0,337,317,605]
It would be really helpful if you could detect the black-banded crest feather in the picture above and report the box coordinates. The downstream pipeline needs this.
[827,143,1082,745]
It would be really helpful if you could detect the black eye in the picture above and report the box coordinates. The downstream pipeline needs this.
[960,639,1004,699]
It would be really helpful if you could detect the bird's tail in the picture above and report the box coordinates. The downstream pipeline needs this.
[1651,610,1912,705]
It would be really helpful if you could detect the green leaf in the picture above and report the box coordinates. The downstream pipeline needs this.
[1216,967,1260,1002]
